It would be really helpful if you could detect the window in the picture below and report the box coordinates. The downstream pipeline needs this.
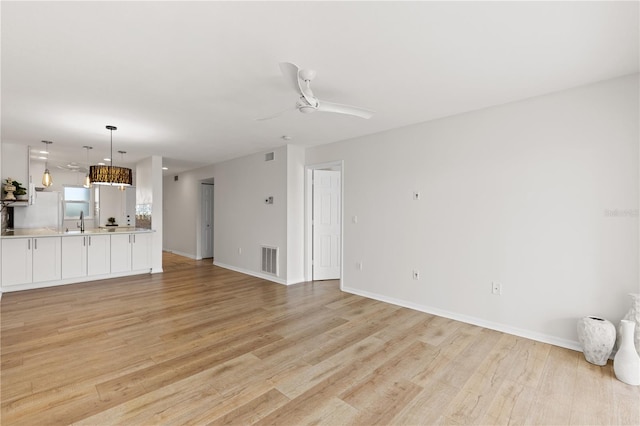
[63,186,91,219]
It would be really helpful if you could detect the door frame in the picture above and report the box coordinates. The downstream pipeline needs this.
[305,160,344,289]
[200,182,215,259]
[196,178,215,261]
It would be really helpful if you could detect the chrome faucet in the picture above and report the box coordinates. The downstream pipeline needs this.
[77,211,85,233]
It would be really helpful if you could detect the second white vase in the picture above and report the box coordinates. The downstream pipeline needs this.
[613,320,640,386]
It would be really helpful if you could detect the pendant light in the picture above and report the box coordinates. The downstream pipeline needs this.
[89,125,133,186]
[82,146,93,188]
[41,140,53,187]
[117,150,127,191]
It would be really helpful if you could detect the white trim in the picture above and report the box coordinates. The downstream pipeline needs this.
[163,249,197,259]
[213,261,304,286]
[1,269,152,293]
[342,286,582,353]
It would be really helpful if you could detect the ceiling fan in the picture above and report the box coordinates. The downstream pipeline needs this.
[258,62,374,121]
[56,162,88,173]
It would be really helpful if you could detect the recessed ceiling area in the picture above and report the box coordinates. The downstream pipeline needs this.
[2,2,638,175]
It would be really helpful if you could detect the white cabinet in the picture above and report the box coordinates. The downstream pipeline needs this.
[2,237,60,286]
[131,232,151,271]
[31,237,61,283]
[87,235,110,276]
[61,235,87,279]
[110,234,132,273]
[1,231,151,291]
[1,238,32,286]
[61,234,111,278]
[110,233,151,273]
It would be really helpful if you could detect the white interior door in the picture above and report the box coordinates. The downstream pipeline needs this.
[312,170,341,280]
[201,184,214,259]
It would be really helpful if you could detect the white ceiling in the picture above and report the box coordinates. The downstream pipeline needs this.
[2,1,638,175]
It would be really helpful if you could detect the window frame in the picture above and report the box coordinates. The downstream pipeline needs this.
[63,185,93,220]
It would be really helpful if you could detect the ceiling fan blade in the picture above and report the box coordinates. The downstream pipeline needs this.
[278,62,302,94]
[279,62,317,107]
[255,106,296,121]
[316,100,374,119]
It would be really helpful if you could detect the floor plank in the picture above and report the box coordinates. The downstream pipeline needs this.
[1,251,638,425]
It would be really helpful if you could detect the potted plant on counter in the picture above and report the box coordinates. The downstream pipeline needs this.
[107,217,118,227]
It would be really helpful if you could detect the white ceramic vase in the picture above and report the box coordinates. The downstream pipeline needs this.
[577,316,616,366]
[620,293,640,356]
[613,320,640,386]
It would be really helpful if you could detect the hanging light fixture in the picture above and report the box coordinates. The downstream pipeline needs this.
[117,150,127,191]
[41,140,53,187]
[89,125,133,186]
[82,146,93,188]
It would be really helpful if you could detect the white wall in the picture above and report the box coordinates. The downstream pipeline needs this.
[163,145,305,284]
[1,143,29,190]
[286,145,306,284]
[163,169,201,258]
[212,146,288,281]
[306,74,639,348]
[136,156,163,273]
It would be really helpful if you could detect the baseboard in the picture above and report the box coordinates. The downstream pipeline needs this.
[163,249,197,259]
[342,286,582,353]
[213,261,295,285]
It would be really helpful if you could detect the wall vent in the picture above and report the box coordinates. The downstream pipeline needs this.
[261,245,278,276]
[265,152,275,162]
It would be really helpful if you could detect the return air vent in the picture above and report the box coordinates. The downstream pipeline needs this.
[261,245,278,276]
[265,152,275,161]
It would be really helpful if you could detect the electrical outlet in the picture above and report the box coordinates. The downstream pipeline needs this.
[413,191,421,200]
[492,281,502,295]
[356,261,363,271]
[413,270,420,280]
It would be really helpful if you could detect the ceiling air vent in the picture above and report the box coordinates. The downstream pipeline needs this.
[265,152,275,162]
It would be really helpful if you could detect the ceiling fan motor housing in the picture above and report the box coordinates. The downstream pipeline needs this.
[298,69,316,81]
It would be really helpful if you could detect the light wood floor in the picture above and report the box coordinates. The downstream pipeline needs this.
[1,252,638,425]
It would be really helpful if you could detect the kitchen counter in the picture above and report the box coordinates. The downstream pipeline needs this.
[2,227,154,292]
[1,227,154,238]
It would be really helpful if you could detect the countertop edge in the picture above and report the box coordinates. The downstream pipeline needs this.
[1,228,156,238]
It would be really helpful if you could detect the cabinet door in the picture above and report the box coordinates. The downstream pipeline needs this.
[61,236,87,279]
[110,234,132,273]
[1,238,32,286]
[131,233,151,271]
[32,237,61,283]
[87,235,110,276]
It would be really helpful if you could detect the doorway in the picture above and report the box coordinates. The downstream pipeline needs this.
[200,183,214,259]
[306,162,343,283]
